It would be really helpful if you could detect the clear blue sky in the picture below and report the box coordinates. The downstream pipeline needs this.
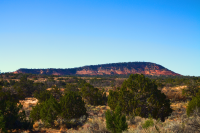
[0,0,199,76]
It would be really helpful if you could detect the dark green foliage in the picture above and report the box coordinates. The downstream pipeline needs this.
[108,74,172,121]
[31,90,87,128]
[40,96,60,127]
[50,85,62,100]
[64,83,79,93]
[9,79,16,86]
[105,104,128,133]
[182,80,200,100]
[111,80,116,88]
[107,88,120,111]
[0,110,6,133]
[3,80,9,87]
[33,82,46,91]
[30,103,43,122]
[32,82,46,97]
[33,84,61,101]
[0,79,9,87]
[0,86,33,132]
[33,90,52,103]
[13,75,35,99]
[56,80,66,88]
[77,78,87,88]
[60,91,87,120]
[81,83,107,105]
[187,96,200,116]
[152,75,199,88]
[0,80,4,86]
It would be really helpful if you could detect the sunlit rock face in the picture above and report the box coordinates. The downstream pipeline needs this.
[13,62,181,76]
[76,66,179,76]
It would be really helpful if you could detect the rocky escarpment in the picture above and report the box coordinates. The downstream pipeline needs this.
[13,62,181,76]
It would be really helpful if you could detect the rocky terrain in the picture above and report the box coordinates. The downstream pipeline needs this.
[13,62,181,76]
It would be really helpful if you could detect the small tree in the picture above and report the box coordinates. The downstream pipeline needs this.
[0,86,33,131]
[60,91,87,120]
[81,83,106,105]
[105,103,128,133]
[40,96,60,127]
[50,85,62,100]
[182,80,200,100]
[187,96,200,116]
[64,83,79,93]
[33,90,52,103]
[30,103,43,122]
[108,74,172,121]
[0,110,6,133]
[13,75,34,99]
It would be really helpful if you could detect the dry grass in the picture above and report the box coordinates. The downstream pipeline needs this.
[162,86,187,101]
[19,97,38,117]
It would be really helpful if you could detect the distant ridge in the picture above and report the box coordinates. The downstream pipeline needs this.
[13,62,181,76]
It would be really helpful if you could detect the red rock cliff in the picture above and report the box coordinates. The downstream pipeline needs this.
[13,62,181,76]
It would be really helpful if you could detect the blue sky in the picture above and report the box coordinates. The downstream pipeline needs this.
[0,0,199,76]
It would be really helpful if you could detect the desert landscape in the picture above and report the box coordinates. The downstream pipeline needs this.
[1,0,199,132]
[0,63,200,132]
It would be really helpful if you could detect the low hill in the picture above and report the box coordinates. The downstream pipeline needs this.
[13,62,181,76]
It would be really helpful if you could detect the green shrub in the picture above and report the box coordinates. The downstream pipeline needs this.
[77,78,87,88]
[50,85,62,100]
[30,103,43,122]
[64,83,79,93]
[142,117,154,129]
[81,83,107,105]
[31,90,87,128]
[105,103,128,133]
[40,96,60,127]
[60,91,87,120]
[108,74,172,121]
[13,75,35,99]
[0,86,33,131]
[0,110,6,133]
[33,90,52,103]
[182,80,200,100]
[187,96,200,116]
[9,80,16,86]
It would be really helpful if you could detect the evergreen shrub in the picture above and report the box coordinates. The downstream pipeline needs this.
[81,83,107,105]
[105,103,128,133]
[108,74,172,121]
[187,96,200,116]
[40,96,60,127]
[60,91,87,120]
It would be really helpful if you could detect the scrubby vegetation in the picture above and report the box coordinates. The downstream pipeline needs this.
[108,74,172,121]
[0,86,33,132]
[105,103,128,133]
[80,83,107,105]
[187,95,200,116]
[0,72,200,132]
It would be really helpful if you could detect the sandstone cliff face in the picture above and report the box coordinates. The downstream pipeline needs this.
[76,65,179,76]
[13,62,181,76]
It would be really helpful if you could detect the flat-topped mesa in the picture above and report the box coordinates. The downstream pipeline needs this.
[13,62,181,76]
